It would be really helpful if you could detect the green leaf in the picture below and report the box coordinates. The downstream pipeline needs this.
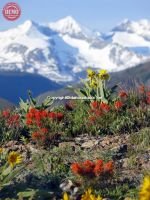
[90,89,96,97]
[2,164,27,185]
[19,98,29,113]
[18,189,36,198]
[80,89,88,97]
[110,85,118,93]
[2,166,11,176]
[28,91,37,106]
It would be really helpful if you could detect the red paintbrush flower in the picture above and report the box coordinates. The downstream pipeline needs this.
[32,131,41,140]
[26,112,34,119]
[7,114,20,127]
[71,162,83,175]
[100,102,110,112]
[49,112,64,121]
[82,160,95,174]
[2,109,10,118]
[94,109,103,117]
[49,112,57,119]
[103,161,114,174]
[90,101,100,109]
[26,119,33,125]
[56,112,64,121]
[119,90,128,98]
[94,159,104,176]
[40,128,48,134]
[114,100,123,110]
[41,110,48,118]
[35,111,42,121]
[29,108,37,114]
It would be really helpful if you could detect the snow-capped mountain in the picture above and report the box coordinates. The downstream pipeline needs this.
[0,16,150,82]
[49,16,83,36]
[104,19,150,54]
[112,19,150,39]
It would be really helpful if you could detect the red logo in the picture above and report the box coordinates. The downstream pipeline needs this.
[2,2,21,21]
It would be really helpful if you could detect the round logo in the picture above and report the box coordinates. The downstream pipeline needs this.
[2,2,21,21]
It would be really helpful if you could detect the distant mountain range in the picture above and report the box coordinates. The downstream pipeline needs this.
[0,16,150,106]
[0,72,62,104]
[0,16,150,83]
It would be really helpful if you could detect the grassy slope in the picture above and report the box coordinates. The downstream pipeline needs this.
[110,61,150,86]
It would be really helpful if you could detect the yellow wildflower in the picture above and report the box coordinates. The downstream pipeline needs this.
[98,69,110,80]
[90,79,97,88]
[139,175,150,200]
[87,69,96,79]
[81,188,102,200]
[97,195,103,200]
[0,148,3,153]
[8,151,22,168]
[63,192,70,200]
[81,188,94,200]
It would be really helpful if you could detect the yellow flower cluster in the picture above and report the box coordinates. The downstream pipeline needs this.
[87,69,110,81]
[139,175,150,200]
[8,151,22,168]
[98,69,110,80]
[81,188,102,200]
[87,69,110,88]
[63,192,70,200]
[63,188,102,200]
[90,79,98,88]
[87,69,96,79]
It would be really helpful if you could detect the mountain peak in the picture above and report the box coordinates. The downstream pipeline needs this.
[118,18,131,25]
[112,18,150,34]
[112,18,133,32]
[18,20,40,34]
[60,16,77,23]
[49,16,82,35]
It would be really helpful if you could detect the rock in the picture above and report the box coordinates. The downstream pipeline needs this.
[60,180,74,192]
[27,144,39,153]
[141,162,150,170]
[135,152,150,169]
[95,140,99,145]
[75,137,85,143]
[81,140,97,148]
[100,140,108,147]
[72,187,79,195]
[122,158,129,168]
[4,140,19,147]
[59,142,76,149]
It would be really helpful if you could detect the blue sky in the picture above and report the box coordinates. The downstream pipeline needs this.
[0,0,150,32]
